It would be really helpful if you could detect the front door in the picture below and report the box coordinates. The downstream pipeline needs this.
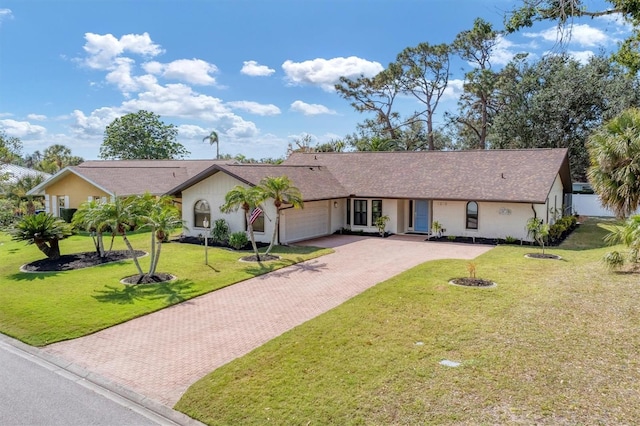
[415,200,429,232]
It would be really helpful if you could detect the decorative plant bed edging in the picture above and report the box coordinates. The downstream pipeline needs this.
[524,253,562,260]
[449,278,497,288]
[239,254,281,263]
[121,273,176,285]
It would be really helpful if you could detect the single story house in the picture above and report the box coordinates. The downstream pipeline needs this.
[168,148,571,244]
[27,160,216,216]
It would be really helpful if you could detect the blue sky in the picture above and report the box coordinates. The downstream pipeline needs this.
[0,0,629,161]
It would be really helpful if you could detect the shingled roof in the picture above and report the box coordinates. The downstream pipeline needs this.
[28,160,219,196]
[282,149,571,203]
[168,163,349,201]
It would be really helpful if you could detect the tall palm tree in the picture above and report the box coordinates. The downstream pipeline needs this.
[220,185,265,260]
[588,108,640,218]
[258,176,304,255]
[203,130,220,159]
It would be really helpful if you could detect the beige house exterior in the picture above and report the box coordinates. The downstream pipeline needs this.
[27,160,215,216]
[170,149,572,244]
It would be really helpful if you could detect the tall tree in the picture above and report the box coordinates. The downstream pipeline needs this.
[38,144,83,173]
[220,185,265,261]
[587,108,640,218]
[451,18,501,149]
[0,131,23,164]
[490,54,639,180]
[395,42,451,150]
[4,174,46,215]
[505,0,640,73]
[100,110,189,160]
[203,130,219,160]
[257,176,304,255]
[335,66,406,141]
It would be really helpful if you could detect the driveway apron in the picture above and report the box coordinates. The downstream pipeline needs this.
[44,235,493,406]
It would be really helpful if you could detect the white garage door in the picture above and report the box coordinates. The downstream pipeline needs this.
[283,200,330,243]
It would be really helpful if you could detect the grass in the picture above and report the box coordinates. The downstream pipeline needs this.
[176,219,640,425]
[0,231,331,346]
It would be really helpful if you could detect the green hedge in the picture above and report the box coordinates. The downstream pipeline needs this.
[59,208,77,223]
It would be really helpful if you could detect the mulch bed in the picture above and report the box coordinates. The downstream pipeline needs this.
[21,250,146,272]
[450,277,496,287]
[121,272,174,285]
[525,253,562,260]
[240,254,280,262]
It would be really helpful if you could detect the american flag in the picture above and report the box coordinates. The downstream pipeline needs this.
[249,207,263,224]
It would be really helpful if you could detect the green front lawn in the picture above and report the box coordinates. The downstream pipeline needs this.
[176,219,640,425]
[0,232,331,346]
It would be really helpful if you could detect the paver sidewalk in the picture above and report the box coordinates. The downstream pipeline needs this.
[44,236,492,406]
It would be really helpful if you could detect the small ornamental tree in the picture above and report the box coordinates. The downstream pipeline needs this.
[526,217,550,254]
[220,186,265,261]
[11,213,73,260]
[257,176,304,255]
[601,215,640,270]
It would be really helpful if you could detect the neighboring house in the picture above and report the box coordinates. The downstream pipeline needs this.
[168,149,571,244]
[27,160,216,216]
[0,163,51,185]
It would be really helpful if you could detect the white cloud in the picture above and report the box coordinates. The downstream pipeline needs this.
[0,119,46,138]
[282,56,383,91]
[241,60,275,77]
[144,59,218,85]
[290,100,336,116]
[568,50,595,64]
[491,35,519,66]
[71,107,122,136]
[0,8,13,25]
[227,101,281,116]
[442,79,464,100]
[177,124,210,139]
[525,24,611,48]
[27,114,47,121]
[81,32,164,70]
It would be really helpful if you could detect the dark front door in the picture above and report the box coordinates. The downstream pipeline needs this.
[415,200,429,232]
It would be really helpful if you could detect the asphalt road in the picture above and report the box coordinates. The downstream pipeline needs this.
[0,337,184,426]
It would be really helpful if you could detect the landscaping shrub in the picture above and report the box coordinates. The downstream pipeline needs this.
[228,231,248,250]
[548,215,579,245]
[60,208,77,223]
[211,218,230,244]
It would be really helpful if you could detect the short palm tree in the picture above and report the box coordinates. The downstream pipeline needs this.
[258,176,304,255]
[72,199,115,257]
[588,108,640,218]
[136,194,184,277]
[203,130,220,159]
[11,213,73,260]
[220,185,265,260]
[93,196,144,275]
[526,217,550,254]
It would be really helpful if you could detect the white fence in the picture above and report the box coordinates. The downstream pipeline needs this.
[572,193,640,217]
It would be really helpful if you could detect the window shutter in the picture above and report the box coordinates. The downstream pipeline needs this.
[51,196,58,216]
[44,194,50,214]
[64,195,70,208]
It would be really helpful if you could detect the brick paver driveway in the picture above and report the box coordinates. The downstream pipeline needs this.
[44,235,492,406]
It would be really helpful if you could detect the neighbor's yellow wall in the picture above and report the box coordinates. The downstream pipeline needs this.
[45,174,109,211]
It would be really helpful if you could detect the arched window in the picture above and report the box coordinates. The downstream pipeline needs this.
[466,201,478,230]
[194,199,210,228]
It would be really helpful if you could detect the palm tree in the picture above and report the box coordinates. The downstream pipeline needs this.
[11,213,73,260]
[136,194,184,277]
[203,130,220,160]
[93,196,144,275]
[72,199,110,257]
[258,176,304,255]
[588,108,640,218]
[6,174,46,215]
[220,185,265,260]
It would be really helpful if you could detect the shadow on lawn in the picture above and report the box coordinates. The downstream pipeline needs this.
[9,271,61,281]
[245,257,328,279]
[93,279,197,305]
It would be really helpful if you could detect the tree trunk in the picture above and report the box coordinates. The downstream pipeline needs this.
[245,211,260,261]
[149,238,162,276]
[265,209,280,255]
[121,233,143,275]
[34,238,60,260]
